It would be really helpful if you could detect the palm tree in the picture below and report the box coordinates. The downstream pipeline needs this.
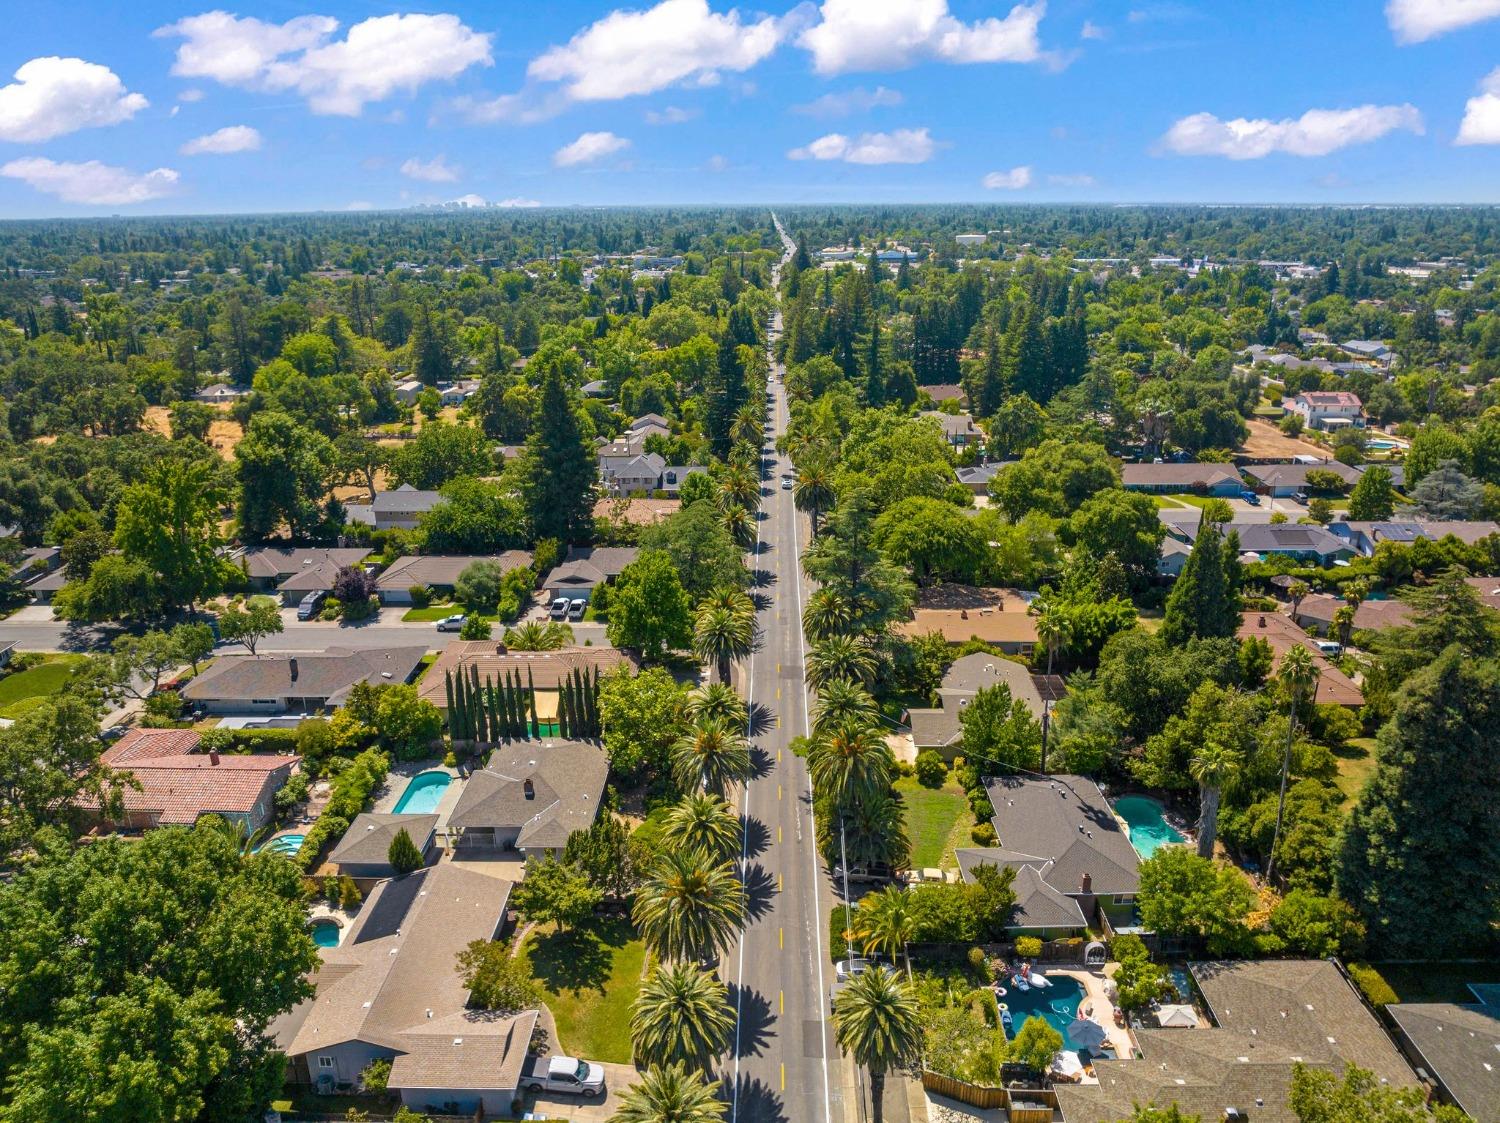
[632,848,745,965]
[693,594,755,684]
[813,678,878,737]
[610,1063,725,1123]
[671,717,752,796]
[1287,579,1311,621]
[720,504,756,549]
[832,966,922,1123]
[1265,644,1321,884]
[661,793,741,862]
[1336,577,1370,651]
[503,620,573,651]
[853,886,916,976]
[630,963,735,1072]
[793,457,836,536]
[719,466,759,511]
[204,813,273,857]
[827,789,909,872]
[802,588,854,642]
[730,402,763,447]
[685,682,748,729]
[806,634,877,690]
[1032,595,1072,679]
[808,719,895,811]
[1189,740,1239,859]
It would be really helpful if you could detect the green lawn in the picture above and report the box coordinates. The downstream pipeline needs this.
[271,1092,393,1115]
[522,915,646,1065]
[401,604,457,622]
[0,655,88,719]
[1148,495,1184,509]
[895,776,969,869]
[1165,492,1226,509]
[1333,737,1379,805]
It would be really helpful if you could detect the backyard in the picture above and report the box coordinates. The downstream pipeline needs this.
[1358,960,1500,1005]
[520,914,646,1065]
[895,776,971,870]
[0,654,89,719]
[1333,737,1379,805]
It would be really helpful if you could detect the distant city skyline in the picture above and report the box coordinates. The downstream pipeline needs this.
[5,0,1500,216]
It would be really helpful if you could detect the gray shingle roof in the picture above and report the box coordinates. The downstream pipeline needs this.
[1386,1001,1500,1123]
[329,813,439,868]
[239,546,371,581]
[955,850,1088,929]
[373,485,444,514]
[1122,463,1242,488]
[447,741,608,849]
[984,774,1140,895]
[376,552,532,592]
[182,646,428,706]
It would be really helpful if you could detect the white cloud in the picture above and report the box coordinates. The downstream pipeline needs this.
[1387,0,1500,43]
[1080,20,1106,39]
[528,0,787,101]
[0,57,148,143]
[1458,67,1500,144]
[983,165,1033,189]
[705,153,730,171]
[177,87,205,103]
[797,0,1046,75]
[1047,172,1097,187]
[1160,104,1423,158]
[496,197,542,208]
[791,85,903,117]
[645,105,700,124]
[1,157,178,206]
[156,11,492,116]
[180,124,261,155]
[400,155,460,182]
[450,193,486,207]
[788,127,937,164]
[553,130,631,167]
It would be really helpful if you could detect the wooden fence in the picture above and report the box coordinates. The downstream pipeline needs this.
[920,1072,1058,1120]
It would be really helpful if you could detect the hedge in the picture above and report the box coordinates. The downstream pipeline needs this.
[1347,962,1399,1008]
[223,727,299,753]
[294,749,390,870]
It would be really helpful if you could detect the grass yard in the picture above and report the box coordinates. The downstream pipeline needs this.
[895,776,969,869]
[0,655,88,719]
[271,1092,393,1115]
[1148,495,1184,509]
[522,915,646,1065]
[1333,737,1379,805]
[401,604,457,622]
[1165,492,1226,509]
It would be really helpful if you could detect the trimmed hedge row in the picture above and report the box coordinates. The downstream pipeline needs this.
[293,749,391,871]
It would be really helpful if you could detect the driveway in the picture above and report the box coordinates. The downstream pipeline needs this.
[520,1062,637,1122]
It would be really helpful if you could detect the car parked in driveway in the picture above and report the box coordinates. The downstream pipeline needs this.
[436,613,466,632]
[296,591,326,621]
[550,597,570,620]
[567,599,586,621]
[523,1054,606,1097]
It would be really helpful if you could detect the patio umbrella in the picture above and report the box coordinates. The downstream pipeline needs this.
[1067,1016,1109,1052]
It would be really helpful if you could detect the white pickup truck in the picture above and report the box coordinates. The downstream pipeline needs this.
[523,1054,606,1097]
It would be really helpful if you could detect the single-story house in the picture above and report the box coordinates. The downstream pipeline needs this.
[85,728,299,831]
[1284,390,1365,431]
[1340,338,1392,362]
[283,864,538,1114]
[22,565,68,604]
[181,646,429,715]
[1328,519,1500,556]
[238,547,373,596]
[1290,594,1413,635]
[1056,960,1417,1123]
[580,379,610,398]
[328,813,439,879]
[955,773,1142,936]
[418,643,637,725]
[375,552,533,605]
[921,384,967,405]
[447,740,608,857]
[919,410,981,448]
[393,378,425,405]
[1386,990,1500,1123]
[345,485,444,531]
[907,652,1053,757]
[1243,460,1363,497]
[593,497,680,527]
[540,546,639,604]
[1158,536,1192,579]
[1203,522,1355,565]
[1237,611,1364,706]
[893,585,1038,653]
[1122,462,1244,496]
[955,462,1011,495]
[193,384,248,404]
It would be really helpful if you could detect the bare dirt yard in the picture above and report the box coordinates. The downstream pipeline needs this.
[1240,418,1333,461]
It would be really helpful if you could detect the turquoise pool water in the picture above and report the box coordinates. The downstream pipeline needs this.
[1000,974,1086,1047]
[393,770,451,815]
[1114,795,1185,858]
[258,833,305,856]
[310,919,341,948]
[1366,438,1402,450]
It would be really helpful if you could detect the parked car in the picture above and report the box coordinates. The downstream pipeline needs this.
[781,475,793,490]
[436,614,467,633]
[567,599,586,621]
[296,591,326,621]
[1240,490,1261,505]
[523,1055,605,1097]
[834,861,897,883]
[834,955,883,983]
[1292,490,1310,504]
[549,597,570,620]
[1315,640,1341,655]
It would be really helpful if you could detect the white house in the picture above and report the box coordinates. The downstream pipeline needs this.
[954,233,987,247]
[1284,391,1365,431]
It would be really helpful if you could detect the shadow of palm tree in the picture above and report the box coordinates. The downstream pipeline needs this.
[740,813,770,859]
[741,862,776,923]
[726,1074,788,1123]
[750,568,778,589]
[727,983,774,1059]
[747,702,777,738]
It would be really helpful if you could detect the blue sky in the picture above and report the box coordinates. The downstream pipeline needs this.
[5,0,1500,216]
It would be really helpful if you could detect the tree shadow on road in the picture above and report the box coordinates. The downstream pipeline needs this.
[748,703,777,739]
[750,568,778,589]
[741,862,777,923]
[740,813,770,860]
[725,1074,788,1123]
[727,983,774,1059]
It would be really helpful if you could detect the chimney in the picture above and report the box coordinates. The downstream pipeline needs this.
[494,642,508,655]
[1257,615,1267,627]
[289,657,299,682]
[1080,871,1092,894]
[209,749,220,766]
[523,779,535,800]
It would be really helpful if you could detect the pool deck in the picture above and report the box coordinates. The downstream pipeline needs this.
[1050,967,1138,1074]
[370,761,464,827]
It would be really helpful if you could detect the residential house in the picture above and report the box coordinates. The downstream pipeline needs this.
[22,566,68,604]
[328,813,439,880]
[447,741,608,856]
[921,384,968,406]
[920,410,981,448]
[906,652,1053,757]
[593,497,680,528]
[1243,460,1363,497]
[1290,594,1413,635]
[282,864,538,1114]
[1158,537,1192,579]
[597,414,671,458]
[345,485,444,531]
[1237,611,1363,706]
[438,380,478,407]
[599,452,667,497]
[955,773,1143,936]
[1340,339,1392,362]
[1214,522,1354,565]
[1121,462,1244,496]
[1056,960,1417,1123]
[193,384,248,405]
[84,728,299,831]
[1329,519,1500,556]
[539,546,639,604]
[375,552,532,605]
[580,379,610,398]
[956,462,1011,495]
[181,646,428,715]
[393,378,425,405]
[894,585,1038,653]
[1386,988,1500,1123]
[239,547,372,599]
[419,643,636,727]
[1284,390,1365,431]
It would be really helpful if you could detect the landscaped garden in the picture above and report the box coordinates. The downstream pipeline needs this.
[520,914,647,1065]
[0,654,89,719]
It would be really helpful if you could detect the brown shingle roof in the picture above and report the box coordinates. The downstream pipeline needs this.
[240,547,371,581]
[182,647,429,706]
[376,552,532,592]
[1386,1002,1500,1122]
[1236,612,1364,706]
[419,644,637,708]
[329,813,440,868]
[447,741,608,850]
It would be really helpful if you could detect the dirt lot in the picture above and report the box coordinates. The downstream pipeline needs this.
[1239,418,1332,461]
[143,404,245,460]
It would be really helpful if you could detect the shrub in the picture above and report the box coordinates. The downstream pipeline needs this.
[967,946,989,974]
[1013,936,1043,958]
[970,823,997,845]
[1347,962,1398,1008]
[339,876,363,909]
[459,616,492,640]
[407,584,432,608]
[295,719,335,772]
[224,727,299,753]
[273,772,310,815]
[360,1059,391,1095]
[968,792,994,820]
[829,905,852,962]
[144,690,183,721]
[914,750,947,788]
[443,750,458,768]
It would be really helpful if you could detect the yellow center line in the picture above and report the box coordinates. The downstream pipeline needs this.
[777,825,782,844]
[779,990,785,1014]
[778,873,783,892]
[780,1062,786,1092]
[776,686,781,700]
[779,926,784,949]
[778,784,782,800]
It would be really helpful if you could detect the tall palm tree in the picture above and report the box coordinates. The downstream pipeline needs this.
[802,587,855,642]
[828,789,910,872]
[632,848,745,965]
[806,634,877,690]
[693,594,755,684]
[730,402,763,447]
[808,719,895,811]
[719,466,759,512]
[684,682,748,729]
[1287,579,1311,621]
[503,620,573,651]
[671,717,752,796]
[853,886,916,976]
[630,963,735,1072]
[204,814,273,857]
[1265,644,1320,884]
[720,504,755,549]
[1032,595,1072,679]
[813,678,878,737]
[793,458,836,536]
[1189,740,1239,859]
[832,966,922,1123]
[610,1063,725,1123]
[661,793,741,863]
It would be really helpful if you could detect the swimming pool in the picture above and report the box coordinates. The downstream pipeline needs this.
[1000,974,1087,1047]
[392,770,452,815]
[1114,795,1185,858]
[310,918,341,949]
[257,832,305,857]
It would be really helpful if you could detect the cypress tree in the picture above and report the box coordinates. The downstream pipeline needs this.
[510,669,525,739]
[452,668,469,741]
[1161,516,1238,647]
[527,667,540,737]
[469,666,486,743]
[444,670,456,733]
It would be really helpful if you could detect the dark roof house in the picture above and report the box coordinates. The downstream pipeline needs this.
[1387,992,1500,1123]
[447,741,608,855]
[329,813,440,878]
[182,646,429,714]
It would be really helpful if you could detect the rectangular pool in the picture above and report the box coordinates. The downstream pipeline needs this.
[393,770,452,815]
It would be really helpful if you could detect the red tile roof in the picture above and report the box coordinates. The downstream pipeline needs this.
[102,728,202,765]
[94,742,299,825]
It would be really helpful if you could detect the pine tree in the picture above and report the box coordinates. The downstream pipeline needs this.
[968,326,1005,419]
[444,670,457,731]
[527,668,540,736]
[452,669,470,741]
[520,362,596,544]
[1161,517,1239,646]
[387,827,424,875]
[863,314,885,408]
[1007,302,1051,403]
